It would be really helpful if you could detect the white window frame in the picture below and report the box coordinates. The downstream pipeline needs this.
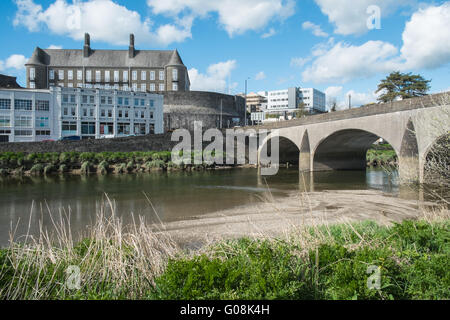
[58,70,64,80]
[68,70,73,80]
[172,69,178,81]
[172,83,178,91]
[114,70,119,82]
[30,68,35,81]
[141,71,146,81]
[77,70,83,81]
[132,71,137,81]
[159,84,165,91]
[49,70,55,80]
[95,70,101,82]
[150,71,155,80]
[141,84,146,92]
[123,71,129,82]
[159,71,165,80]
[150,83,155,92]
[86,70,92,82]
[105,71,110,82]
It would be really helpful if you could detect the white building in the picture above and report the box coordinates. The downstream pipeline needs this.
[266,87,326,114]
[0,87,164,143]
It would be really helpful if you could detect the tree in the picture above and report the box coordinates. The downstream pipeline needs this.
[327,97,338,112]
[376,71,431,103]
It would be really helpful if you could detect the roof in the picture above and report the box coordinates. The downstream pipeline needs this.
[0,74,22,89]
[26,47,186,69]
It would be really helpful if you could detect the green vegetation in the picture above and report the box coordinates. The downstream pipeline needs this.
[376,71,431,103]
[0,215,448,300]
[366,144,398,167]
[0,151,225,177]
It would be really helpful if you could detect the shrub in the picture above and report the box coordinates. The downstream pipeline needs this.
[59,164,68,174]
[81,161,93,175]
[97,161,109,175]
[44,164,56,175]
[30,164,44,176]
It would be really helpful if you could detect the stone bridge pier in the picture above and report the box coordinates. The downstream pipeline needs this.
[255,93,450,184]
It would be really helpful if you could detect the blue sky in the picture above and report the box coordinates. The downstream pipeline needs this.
[1,0,449,108]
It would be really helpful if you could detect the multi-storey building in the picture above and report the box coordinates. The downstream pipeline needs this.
[25,34,190,93]
[0,87,163,143]
[266,87,326,114]
[244,92,268,113]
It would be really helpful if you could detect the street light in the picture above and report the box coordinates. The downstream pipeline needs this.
[244,77,250,126]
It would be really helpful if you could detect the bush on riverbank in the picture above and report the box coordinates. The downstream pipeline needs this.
[367,144,398,167]
[0,151,223,177]
[0,210,448,300]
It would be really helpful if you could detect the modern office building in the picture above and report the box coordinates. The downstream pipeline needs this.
[266,87,326,114]
[244,92,268,113]
[0,87,163,143]
[25,33,190,93]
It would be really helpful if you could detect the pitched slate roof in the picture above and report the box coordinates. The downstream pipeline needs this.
[26,47,186,69]
[0,74,22,88]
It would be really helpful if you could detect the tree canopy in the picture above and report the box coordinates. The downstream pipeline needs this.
[376,71,431,103]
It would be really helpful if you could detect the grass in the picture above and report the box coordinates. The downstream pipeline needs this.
[366,144,398,167]
[0,204,448,300]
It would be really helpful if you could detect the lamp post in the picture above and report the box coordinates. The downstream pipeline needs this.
[244,78,250,126]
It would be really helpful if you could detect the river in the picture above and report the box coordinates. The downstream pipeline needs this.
[0,168,423,247]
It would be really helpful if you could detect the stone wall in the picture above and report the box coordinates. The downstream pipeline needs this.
[163,91,245,131]
[0,134,178,153]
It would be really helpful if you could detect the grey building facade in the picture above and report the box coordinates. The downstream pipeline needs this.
[25,34,190,93]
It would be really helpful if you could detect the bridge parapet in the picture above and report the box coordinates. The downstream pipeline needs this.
[247,92,450,131]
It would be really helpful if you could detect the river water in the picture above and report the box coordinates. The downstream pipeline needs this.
[0,168,418,247]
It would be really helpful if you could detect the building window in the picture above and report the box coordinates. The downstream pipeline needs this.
[105,71,110,82]
[132,71,137,81]
[77,70,83,81]
[132,83,138,92]
[89,96,95,104]
[141,84,146,92]
[0,116,10,127]
[67,83,73,88]
[0,99,11,110]
[96,70,101,82]
[150,100,154,107]
[114,71,119,82]
[81,122,96,135]
[101,109,106,117]
[68,70,73,80]
[159,84,165,91]
[15,116,32,127]
[30,68,35,81]
[35,117,49,128]
[118,123,131,135]
[49,70,55,80]
[123,71,128,82]
[58,70,64,80]
[134,123,146,135]
[172,83,178,91]
[36,130,51,136]
[159,71,165,80]
[108,96,113,105]
[100,123,114,135]
[29,82,36,89]
[108,110,112,118]
[141,71,147,81]
[15,130,33,137]
[172,69,178,81]
[118,110,123,118]
[71,107,76,116]
[14,99,33,111]
[150,112,154,119]
[123,84,129,91]
[36,100,50,111]
[141,99,145,106]
[150,83,155,92]
[90,109,94,117]
[150,71,155,80]
[70,95,76,103]
[86,70,92,82]
[62,121,77,133]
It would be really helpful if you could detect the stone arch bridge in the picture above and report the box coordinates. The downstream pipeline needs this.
[252,92,449,183]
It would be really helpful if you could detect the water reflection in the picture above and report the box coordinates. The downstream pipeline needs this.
[0,168,425,247]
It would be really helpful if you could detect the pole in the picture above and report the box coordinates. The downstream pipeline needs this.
[349,94,352,109]
[220,99,223,129]
[244,79,248,126]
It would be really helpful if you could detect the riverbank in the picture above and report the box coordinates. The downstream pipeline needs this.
[0,206,448,300]
[0,151,230,177]
[0,148,398,177]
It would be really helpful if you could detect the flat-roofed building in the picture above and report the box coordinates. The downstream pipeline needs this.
[0,87,163,143]
[266,87,326,115]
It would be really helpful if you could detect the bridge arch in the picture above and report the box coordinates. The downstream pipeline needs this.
[312,129,397,171]
[398,119,420,182]
[422,132,449,185]
[258,133,301,167]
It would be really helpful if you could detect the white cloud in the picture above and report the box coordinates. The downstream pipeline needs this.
[302,21,328,37]
[302,3,450,84]
[401,3,450,69]
[314,0,413,36]
[2,54,28,70]
[147,0,295,37]
[346,90,379,107]
[255,71,266,80]
[325,86,343,98]
[302,41,399,83]
[290,57,311,67]
[188,60,237,92]
[48,44,62,49]
[13,0,192,47]
[261,28,276,38]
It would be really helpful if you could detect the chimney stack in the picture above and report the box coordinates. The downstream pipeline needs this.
[84,33,91,58]
[129,34,135,58]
